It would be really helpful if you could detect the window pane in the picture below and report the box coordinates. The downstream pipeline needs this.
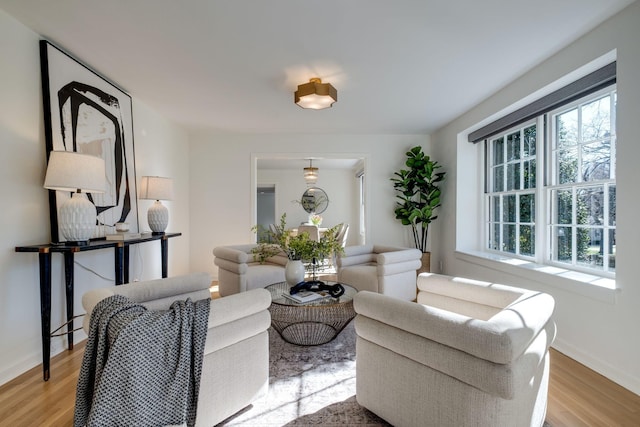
[523,159,536,189]
[503,224,516,253]
[577,227,603,269]
[493,165,504,192]
[577,186,604,225]
[506,163,520,191]
[556,226,572,263]
[556,109,578,148]
[492,196,500,222]
[558,148,578,184]
[520,225,535,256]
[582,140,611,181]
[609,185,616,226]
[503,195,516,222]
[493,137,504,164]
[609,229,616,271]
[582,95,611,142]
[490,223,500,250]
[556,190,572,225]
[520,194,535,223]
[524,125,536,156]
[507,132,521,161]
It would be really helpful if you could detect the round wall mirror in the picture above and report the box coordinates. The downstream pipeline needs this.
[301,187,329,214]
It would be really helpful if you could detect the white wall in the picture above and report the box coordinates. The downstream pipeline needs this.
[189,133,431,278]
[0,10,191,385]
[258,167,360,246]
[431,2,640,394]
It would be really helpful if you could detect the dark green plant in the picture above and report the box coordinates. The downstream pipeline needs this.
[391,146,446,253]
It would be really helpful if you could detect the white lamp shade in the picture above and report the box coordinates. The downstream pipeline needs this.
[43,151,106,193]
[139,176,174,201]
[303,167,318,184]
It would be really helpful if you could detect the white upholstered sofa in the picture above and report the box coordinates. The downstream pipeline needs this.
[82,272,271,427]
[336,244,422,301]
[353,272,556,427]
[213,244,288,297]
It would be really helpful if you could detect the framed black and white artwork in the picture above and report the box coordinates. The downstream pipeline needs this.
[40,40,138,243]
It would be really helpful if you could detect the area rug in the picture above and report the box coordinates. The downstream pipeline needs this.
[219,321,552,427]
[219,320,389,426]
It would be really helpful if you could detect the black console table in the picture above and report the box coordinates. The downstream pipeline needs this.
[15,232,181,381]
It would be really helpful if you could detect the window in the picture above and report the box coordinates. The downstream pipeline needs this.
[487,123,537,256]
[485,86,616,276]
[548,90,616,273]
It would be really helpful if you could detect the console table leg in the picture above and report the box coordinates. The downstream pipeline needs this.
[63,251,74,350]
[161,238,168,278]
[123,245,130,284]
[114,244,124,285]
[38,251,52,381]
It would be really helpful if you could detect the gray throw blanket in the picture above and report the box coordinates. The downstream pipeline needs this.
[74,294,210,427]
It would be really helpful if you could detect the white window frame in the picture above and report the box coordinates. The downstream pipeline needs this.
[482,86,616,279]
[485,120,540,259]
[545,86,617,277]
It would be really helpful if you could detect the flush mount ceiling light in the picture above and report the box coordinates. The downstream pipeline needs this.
[303,159,319,185]
[294,78,337,110]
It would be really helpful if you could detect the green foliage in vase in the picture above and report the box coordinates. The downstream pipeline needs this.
[252,213,344,262]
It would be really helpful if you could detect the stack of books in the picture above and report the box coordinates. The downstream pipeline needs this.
[105,232,143,241]
[282,290,330,304]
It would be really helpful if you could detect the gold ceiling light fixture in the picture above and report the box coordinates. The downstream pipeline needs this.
[303,159,319,185]
[294,77,337,110]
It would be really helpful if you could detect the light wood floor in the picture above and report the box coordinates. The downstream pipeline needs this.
[1,294,638,426]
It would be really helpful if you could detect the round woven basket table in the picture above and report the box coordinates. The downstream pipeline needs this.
[266,281,358,346]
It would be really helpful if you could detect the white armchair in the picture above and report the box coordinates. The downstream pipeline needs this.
[81,272,272,427]
[336,244,422,301]
[213,244,288,296]
[353,273,556,427]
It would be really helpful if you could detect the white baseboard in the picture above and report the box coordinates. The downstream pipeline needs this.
[553,338,640,396]
[0,337,76,386]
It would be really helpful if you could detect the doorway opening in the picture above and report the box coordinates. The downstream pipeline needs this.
[256,185,276,243]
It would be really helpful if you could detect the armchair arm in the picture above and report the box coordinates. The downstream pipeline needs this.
[336,244,375,268]
[205,288,272,354]
[214,257,248,275]
[375,247,422,264]
[209,288,271,327]
[213,245,255,263]
[375,247,422,276]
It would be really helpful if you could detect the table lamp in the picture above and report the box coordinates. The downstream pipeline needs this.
[43,151,106,245]
[139,176,174,234]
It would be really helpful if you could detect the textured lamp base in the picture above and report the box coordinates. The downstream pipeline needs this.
[59,193,97,244]
[148,200,169,233]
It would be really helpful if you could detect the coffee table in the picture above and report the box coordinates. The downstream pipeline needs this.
[266,281,358,346]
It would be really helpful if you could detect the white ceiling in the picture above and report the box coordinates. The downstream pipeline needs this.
[1,0,635,135]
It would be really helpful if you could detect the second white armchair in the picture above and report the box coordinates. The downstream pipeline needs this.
[336,244,422,301]
[213,244,288,296]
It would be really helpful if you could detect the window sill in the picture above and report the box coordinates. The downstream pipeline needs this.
[455,250,619,304]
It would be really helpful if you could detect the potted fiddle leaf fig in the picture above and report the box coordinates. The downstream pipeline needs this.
[391,146,446,273]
